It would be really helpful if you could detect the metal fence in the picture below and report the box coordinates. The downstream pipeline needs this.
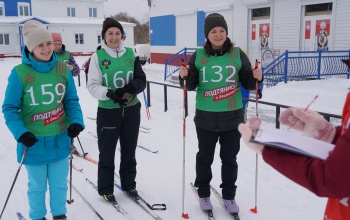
[164,48,350,88]
[263,50,350,87]
[145,81,341,128]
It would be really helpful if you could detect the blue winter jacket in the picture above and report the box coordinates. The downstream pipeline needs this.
[2,47,85,165]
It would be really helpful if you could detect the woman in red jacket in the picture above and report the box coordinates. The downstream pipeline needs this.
[238,60,350,220]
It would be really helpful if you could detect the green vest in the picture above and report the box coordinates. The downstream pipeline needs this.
[56,51,71,64]
[195,47,243,112]
[15,61,70,136]
[96,48,140,109]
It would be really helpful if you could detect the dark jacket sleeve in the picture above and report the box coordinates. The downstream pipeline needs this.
[179,51,199,91]
[238,48,263,91]
[262,126,350,198]
[128,56,146,94]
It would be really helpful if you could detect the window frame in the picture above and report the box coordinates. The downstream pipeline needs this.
[89,7,97,18]
[0,1,5,16]
[0,33,10,45]
[18,2,30,17]
[67,7,76,17]
[75,33,84,45]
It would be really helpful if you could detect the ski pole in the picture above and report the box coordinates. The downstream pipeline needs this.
[0,147,28,218]
[250,59,260,214]
[67,139,74,204]
[181,58,189,219]
[142,90,151,120]
[76,136,88,157]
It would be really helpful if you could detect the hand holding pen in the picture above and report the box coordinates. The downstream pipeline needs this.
[279,95,336,143]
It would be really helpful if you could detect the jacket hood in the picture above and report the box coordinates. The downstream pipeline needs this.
[21,46,58,73]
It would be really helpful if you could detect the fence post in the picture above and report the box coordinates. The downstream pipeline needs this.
[164,58,168,81]
[147,82,151,107]
[276,106,281,128]
[284,50,289,83]
[317,50,322,79]
[164,86,168,112]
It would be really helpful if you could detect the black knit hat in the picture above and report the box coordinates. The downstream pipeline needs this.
[101,18,124,39]
[204,13,228,38]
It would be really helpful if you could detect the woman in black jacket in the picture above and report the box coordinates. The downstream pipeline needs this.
[179,13,263,215]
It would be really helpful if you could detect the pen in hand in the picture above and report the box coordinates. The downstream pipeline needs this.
[289,95,319,128]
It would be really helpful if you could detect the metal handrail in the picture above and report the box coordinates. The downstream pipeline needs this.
[145,81,341,128]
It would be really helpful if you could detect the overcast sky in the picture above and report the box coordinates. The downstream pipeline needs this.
[104,0,149,23]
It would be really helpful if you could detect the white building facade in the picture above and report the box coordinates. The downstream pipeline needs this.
[0,0,135,56]
[148,0,350,64]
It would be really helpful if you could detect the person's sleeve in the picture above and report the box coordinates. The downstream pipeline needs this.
[238,48,263,90]
[179,51,199,91]
[69,52,80,77]
[87,53,109,100]
[127,56,146,94]
[2,68,29,141]
[262,126,350,198]
[63,72,85,130]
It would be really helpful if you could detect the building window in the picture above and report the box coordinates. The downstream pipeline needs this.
[18,3,30,16]
[252,7,270,20]
[0,34,10,45]
[75,34,84,44]
[97,35,101,44]
[305,3,332,16]
[0,2,5,16]
[67,7,76,17]
[89,8,97,17]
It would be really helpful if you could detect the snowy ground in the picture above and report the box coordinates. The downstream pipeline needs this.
[0,56,348,220]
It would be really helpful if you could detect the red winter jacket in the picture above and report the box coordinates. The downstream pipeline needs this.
[262,91,350,220]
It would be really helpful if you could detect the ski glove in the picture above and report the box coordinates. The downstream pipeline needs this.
[67,123,83,138]
[279,107,336,143]
[106,89,127,107]
[238,116,264,155]
[18,132,38,148]
[115,84,134,98]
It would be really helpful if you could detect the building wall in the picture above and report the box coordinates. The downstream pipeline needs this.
[31,0,105,19]
[149,0,350,64]
[3,0,31,16]
[0,0,136,56]
[333,0,350,49]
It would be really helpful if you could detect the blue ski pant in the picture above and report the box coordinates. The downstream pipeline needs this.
[25,157,68,220]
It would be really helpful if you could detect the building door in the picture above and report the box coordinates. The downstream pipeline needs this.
[248,7,271,65]
[301,2,333,51]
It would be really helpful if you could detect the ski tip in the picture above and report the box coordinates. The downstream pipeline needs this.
[250,207,258,213]
[182,213,190,219]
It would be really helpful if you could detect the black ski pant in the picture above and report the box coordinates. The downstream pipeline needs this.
[194,127,241,200]
[96,103,141,195]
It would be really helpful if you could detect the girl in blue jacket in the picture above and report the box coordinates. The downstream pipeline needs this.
[2,20,84,220]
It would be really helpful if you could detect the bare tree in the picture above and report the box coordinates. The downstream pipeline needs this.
[112,12,150,45]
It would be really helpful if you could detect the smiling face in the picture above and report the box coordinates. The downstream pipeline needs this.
[104,27,123,49]
[207,26,227,49]
[32,41,53,62]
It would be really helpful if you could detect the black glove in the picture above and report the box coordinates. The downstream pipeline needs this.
[257,89,262,99]
[67,123,83,138]
[106,89,128,107]
[18,132,38,148]
[115,84,134,98]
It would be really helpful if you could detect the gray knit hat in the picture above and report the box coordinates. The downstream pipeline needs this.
[204,13,228,38]
[22,20,53,52]
[101,18,124,39]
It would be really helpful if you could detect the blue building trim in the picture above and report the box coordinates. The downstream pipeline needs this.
[197,11,205,46]
[150,15,176,46]
[3,0,31,16]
